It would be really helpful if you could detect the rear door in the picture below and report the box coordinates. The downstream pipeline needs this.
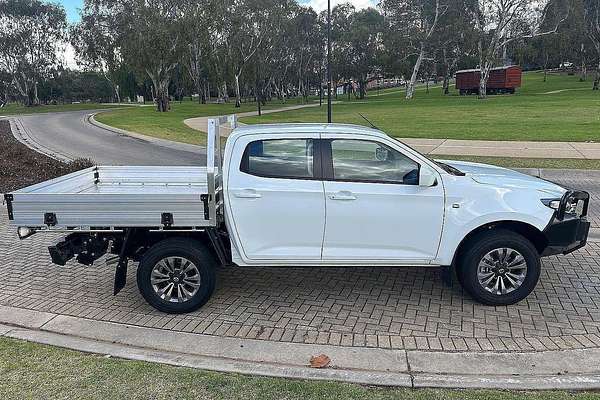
[320,135,445,263]
[226,133,325,261]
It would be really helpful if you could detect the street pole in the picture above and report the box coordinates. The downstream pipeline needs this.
[327,0,332,123]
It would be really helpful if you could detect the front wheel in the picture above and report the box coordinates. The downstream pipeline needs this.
[137,238,217,314]
[457,230,541,306]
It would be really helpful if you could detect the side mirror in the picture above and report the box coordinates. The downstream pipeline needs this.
[419,165,437,187]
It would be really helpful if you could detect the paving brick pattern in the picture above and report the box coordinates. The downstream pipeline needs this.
[1,171,600,352]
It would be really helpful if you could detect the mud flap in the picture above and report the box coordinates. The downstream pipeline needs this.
[113,229,134,295]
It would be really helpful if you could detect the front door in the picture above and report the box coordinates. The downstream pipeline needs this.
[226,134,325,261]
[321,137,445,263]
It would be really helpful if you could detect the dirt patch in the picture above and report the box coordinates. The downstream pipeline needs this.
[0,120,93,193]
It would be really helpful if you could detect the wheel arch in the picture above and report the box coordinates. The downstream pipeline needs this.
[450,220,548,268]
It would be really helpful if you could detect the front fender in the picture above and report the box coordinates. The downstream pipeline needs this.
[435,176,555,265]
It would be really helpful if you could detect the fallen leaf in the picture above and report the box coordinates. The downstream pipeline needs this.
[309,354,331,368]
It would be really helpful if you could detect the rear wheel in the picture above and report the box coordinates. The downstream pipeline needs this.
[457,230,541,306]
[137,238,217,314]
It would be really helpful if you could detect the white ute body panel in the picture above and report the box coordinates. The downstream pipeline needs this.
[221,124,563,267]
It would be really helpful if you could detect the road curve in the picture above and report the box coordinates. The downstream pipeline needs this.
[12,110,204,165]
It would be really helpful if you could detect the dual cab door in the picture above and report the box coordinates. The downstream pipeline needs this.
[226,132,444,264]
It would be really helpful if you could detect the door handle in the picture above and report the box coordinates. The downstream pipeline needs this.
[329,191,356,201]
[234,189,262,199]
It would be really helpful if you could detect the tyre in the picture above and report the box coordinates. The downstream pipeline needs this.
[457,229,541,306]
[136,238,217,314]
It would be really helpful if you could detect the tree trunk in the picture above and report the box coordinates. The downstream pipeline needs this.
[14,73,30,106]
[358,79,366,99]
[234,74,241,108]
[256,85,262,116]
[149,74,170,113]
[543,52,549,83]
[114,84,121,103]
[442,74,449,95]
[580,43,587,82]
[442,47,450,95]
[479,64,491,99]
[196,80,202,104]
[406,46,425,100]
[224,82,229,102]
[33,81,40,106]
[593,60,600,90]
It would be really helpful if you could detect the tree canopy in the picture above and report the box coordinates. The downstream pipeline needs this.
[1,0,598,108]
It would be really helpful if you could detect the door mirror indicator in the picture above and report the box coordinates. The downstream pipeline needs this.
[419,166,437,187]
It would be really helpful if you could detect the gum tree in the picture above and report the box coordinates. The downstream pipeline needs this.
[0,0,67,106]
[470,0,568,98]
[121,0,183,112]
[70,0,125,103]
[381,0,449,99]
[583,0,600,89]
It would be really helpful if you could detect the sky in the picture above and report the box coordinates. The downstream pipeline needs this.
[59,0,83,23]
[60,0,378,23]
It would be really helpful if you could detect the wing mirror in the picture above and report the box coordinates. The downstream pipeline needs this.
[419,165,438,187]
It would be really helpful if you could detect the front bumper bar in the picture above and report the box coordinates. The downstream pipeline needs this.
[542,190,591,256]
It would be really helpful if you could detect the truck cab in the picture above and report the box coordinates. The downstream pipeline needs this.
[224,124,443,265]
[4,118,590,313]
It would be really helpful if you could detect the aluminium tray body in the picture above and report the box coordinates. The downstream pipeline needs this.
[6,166,219,228]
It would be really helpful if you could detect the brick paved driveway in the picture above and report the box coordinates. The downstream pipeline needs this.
[1,170,600,353]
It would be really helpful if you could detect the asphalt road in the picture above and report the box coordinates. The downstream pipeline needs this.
[12,110,204,165]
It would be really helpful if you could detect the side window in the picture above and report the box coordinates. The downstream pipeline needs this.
[330,139,419,184]
[240,139,314,179]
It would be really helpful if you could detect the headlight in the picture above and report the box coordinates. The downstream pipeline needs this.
[542,196,585,217]
[541,199,561,210]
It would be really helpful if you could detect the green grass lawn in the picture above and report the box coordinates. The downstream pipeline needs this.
[242,72,600,142]
[95,98,314,145]
[1,337,599,400]
[0,102,118,115]
[435,155,600,170]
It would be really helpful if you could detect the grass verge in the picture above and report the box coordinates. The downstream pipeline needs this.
[0,102,117,115]
[435,155,600,170]
[241,72,600,142]
[94,98,312,146]
[1,337,599,400]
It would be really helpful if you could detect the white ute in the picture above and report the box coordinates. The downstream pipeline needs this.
[4,117,591,313]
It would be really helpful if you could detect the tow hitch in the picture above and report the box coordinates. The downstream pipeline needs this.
[47,229,137,296]
[48,233,109,266]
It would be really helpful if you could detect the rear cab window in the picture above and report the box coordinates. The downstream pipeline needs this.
[240,139,315,179]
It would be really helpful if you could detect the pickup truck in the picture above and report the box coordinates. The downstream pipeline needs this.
[3,117,590,313]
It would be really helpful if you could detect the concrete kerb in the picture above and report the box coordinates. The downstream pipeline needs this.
[7,117,73,162]
[1,305,599,390]
[88,112,206,154]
